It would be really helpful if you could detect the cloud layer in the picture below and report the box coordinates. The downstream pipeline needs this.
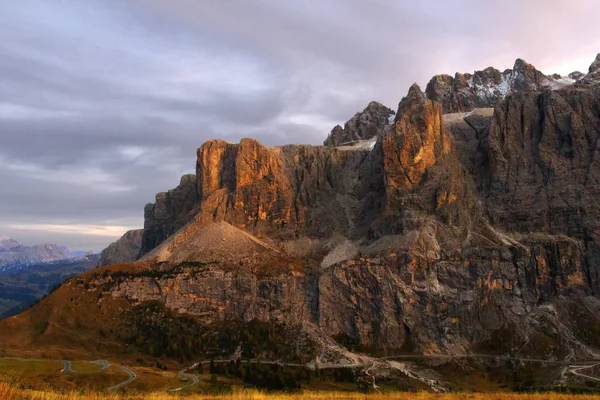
[1,0,599,250]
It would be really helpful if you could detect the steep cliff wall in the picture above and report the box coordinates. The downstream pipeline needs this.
[98,229,143,267]
[66,54,600,359]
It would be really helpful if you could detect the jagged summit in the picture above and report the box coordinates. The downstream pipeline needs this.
[580,53,600,84]
[0,235,19,249]
[589,53,600,73]
[326,56,597,152]
[4,53,600,379]
[404,83,426,102]
[323,101,394,146]
[425,57,577,113]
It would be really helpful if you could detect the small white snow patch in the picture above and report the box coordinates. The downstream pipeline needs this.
[545,76,575,90]
[336,137,378,151]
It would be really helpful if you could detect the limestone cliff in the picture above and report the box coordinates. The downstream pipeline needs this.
[323,101,395,146]
[98,229,143,267]
[43,53,600,361]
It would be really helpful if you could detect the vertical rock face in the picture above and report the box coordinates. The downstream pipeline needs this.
[383,84,448,192]
[195,138,379,240]
[373,84,474,237]
[323,101,395,146]
[195,138,295,237]
[486,86,600,238]
[81,53,600,358]
[98,229,143,267]
[139,174,198,257]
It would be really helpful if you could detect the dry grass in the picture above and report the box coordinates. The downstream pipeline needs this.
[2,381,600,400]
[69,361,104,373]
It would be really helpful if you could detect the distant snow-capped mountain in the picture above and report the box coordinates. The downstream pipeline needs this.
[0,236,91,272]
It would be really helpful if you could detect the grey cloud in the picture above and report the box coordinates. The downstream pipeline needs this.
[0,0,599,251]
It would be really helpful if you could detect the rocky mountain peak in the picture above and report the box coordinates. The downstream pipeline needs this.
[98,229,143,267]
[579,53,600,84]
[403,83,426,104]
[510,58,546,91]
[382,82,450,200]
[323,101,394,146]
[0,236,20,250]
[569,71,585,80]
[424,57,579,113]
[589,53,600,73]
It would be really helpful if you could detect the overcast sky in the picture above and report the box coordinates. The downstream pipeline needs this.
[1,0,599,251]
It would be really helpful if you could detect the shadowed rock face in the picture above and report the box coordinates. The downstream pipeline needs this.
[98,229,143,267]
[580,53,600,84]
[94,54,600,357]
[425,58,580,113]
[139,174,197,257]
[323,101,395,146]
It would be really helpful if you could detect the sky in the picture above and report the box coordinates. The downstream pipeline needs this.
[1,0,599,251]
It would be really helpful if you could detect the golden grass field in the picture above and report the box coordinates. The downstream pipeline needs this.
[2,381,600,400]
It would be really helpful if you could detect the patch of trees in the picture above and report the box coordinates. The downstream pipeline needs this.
[126,301,295,362]
[204,360,309,391]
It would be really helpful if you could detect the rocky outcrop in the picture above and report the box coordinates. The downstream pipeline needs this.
[323,101,394,146]
[195,138,376,240]
[444,108,494,180]
[580,53,600,84]
[139,174,198,257]
[486,85,600,236]
[98,229,143,267]
[382,84,449,192]
[425,58,576,113]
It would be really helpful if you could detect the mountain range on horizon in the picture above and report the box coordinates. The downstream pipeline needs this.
[0,235,95,272]
[3,52,600,391]
[0,236,98,318]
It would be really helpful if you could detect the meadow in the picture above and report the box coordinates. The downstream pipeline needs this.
[2,382,600,400]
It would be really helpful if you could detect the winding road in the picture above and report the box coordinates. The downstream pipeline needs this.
[62,359,110,373]
[106,365,137,391]
[7,352,600,392]
[169,365,200,392]
[60,359,136,391]
[569,363,600,382]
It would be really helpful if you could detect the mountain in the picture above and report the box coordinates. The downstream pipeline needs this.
[0,253,99,318]
[2,54,600,389]
[0,236,73,272]
[97,229,143,267]
[323,101,395,146]
[0,237,97,317]
[424,58,577,113]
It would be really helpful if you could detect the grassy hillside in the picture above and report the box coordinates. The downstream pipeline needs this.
[0,255,99,318]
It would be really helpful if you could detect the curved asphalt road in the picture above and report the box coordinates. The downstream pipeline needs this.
[106,365,137,391]
[61,359,136,391]
[169,365,200,392]
[62,359,110,373]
